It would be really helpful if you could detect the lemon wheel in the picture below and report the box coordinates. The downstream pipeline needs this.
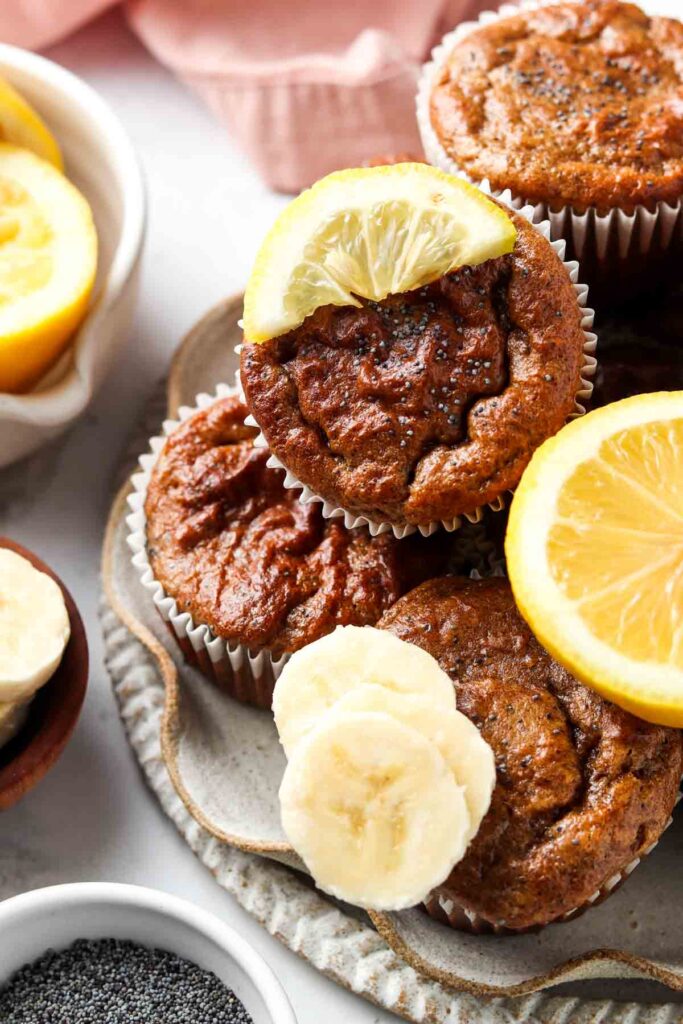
[243,163,516,344]
[0,143,97,393]
[506,392,683,726]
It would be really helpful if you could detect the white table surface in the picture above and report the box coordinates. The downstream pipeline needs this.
[1,5,682,1020]
[0,10,394,1022]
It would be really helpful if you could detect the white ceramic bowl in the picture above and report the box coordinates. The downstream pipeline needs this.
[0,44,145,468]
[0,883,296,1023]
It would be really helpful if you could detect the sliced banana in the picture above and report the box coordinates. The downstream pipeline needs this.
[279,711,470,910]
[333,685,495,843]
[273,624,455,756]
[0,549,70,702]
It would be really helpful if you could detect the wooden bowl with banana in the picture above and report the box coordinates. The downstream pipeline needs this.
[0,538,88,809]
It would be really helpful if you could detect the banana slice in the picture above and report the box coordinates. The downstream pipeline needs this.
[333,685,495,842]
[273,625,455,756]
[280,711,470,910]
[0,549,70,702]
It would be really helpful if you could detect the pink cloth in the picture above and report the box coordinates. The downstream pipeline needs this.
[1,0,488,192]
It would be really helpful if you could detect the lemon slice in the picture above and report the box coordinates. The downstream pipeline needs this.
[506,392,683,726]
[243,163,516,343]
[0,76,62,169]
[0,143,97,393]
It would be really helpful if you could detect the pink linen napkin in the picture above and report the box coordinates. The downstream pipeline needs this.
[1,0,489,191]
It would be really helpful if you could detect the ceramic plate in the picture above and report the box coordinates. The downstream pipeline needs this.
[102,295,683,1004]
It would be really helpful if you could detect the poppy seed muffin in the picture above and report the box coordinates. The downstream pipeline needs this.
[427,0,683,213]
[143,393,444,707]
[240,206,590,532]
[378,576,683,932]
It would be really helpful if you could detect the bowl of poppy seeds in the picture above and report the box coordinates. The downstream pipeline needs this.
[0,883,296,1024]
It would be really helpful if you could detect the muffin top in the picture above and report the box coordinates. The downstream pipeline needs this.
[144,395,442,656]
[378,576,683,930]
[429,0,683,211]
[240,208,586,528]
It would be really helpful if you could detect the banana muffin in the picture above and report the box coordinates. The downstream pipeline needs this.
[143,393,444,707]
[378,576,683,932]
[426,0,683,213]
[420,0,683,300]
[240,206,590,532]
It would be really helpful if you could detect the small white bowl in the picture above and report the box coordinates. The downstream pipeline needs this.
[0,883,296,1023]
[0,44,146,468]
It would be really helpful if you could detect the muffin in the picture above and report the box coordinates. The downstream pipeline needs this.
[240,205,594,536]
[419,0,683,297]
[378,576,683,932]
[132,389,445,708]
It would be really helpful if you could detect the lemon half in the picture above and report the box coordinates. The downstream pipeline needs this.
[0,144,97,393]
[0,76,62,169]
[243,163,517,344]
[506,392,683,726]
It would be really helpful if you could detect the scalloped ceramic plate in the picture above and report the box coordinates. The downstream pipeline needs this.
[102,294,683,1000]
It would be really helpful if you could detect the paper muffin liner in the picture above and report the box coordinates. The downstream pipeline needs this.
[126,383,288,710]
[416,0,683,281]
[423,780,682,935]
[236,204,597,541]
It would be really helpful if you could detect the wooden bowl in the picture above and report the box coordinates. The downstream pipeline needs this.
[0,538,88,810]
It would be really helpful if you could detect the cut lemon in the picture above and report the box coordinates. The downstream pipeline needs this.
[0,76,62,169]
[243,163,516,344]
[0,143,97,393]
[506,392,683,727]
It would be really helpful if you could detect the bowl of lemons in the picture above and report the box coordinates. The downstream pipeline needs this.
[0,43,145,468]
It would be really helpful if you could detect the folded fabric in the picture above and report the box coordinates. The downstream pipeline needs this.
[0,0,116,50]
[1,0,491,192]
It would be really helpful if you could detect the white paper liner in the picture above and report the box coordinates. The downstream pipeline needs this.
[416,0,683,268]
[125,383,288,709]
[236,204,598,540]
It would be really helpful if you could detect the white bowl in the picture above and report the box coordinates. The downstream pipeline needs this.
[0,44,145,468]
[0,883,296,1023]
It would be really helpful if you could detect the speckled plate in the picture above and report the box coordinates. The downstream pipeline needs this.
[101,295,683,1013]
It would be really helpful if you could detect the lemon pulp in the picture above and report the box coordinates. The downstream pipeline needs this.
[548,418,683,668]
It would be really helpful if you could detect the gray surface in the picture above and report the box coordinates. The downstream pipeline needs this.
[1,6,682,1021]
